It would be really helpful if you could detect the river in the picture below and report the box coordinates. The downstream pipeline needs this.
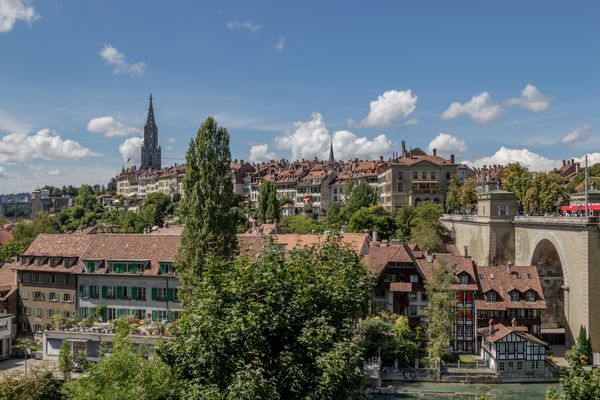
[373,382,559,399]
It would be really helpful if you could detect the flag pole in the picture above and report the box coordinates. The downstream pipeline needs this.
[584,155,589,219]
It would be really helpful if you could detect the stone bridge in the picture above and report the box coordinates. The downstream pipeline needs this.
[442,214,600,352]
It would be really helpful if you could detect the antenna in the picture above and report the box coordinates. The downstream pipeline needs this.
[585,155,589,219]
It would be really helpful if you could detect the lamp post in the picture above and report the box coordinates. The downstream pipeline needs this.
[24,346,31,377]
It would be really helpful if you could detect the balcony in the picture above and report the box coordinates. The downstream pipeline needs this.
[410,182,441,194]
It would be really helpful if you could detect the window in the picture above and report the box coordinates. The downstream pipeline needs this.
[85,261,95,273]
[20,288,28,299]
[508,362,514,371]
[413,171,418,179]
[159,263,175,275]
[106,286,116,299]
[64,258,75,268]
[410,275,419,283]
[527,273,532,279]
[136,287,147,301]
[33,291,45,301]
[107,308,117,320]
[409,292,417,301]
[63,293,73,303]
[409,305,418,317]
[173,311,181,320]
[397,171,403,180]
[384,274,397,283]
[133,309,145,319]
[465,326,473,337]
[525,291,536,302]
[49,274,58,284]
[456,326,464,336]
[122,287,129,299]
[421,171,427,179]
[532,360,540,369]
[24,306,31,316]
[173,288,179,302]
[90,285,99,299]
[157,310,168,321]
[498,205,509,216]
[34,257,44,266]
[21,273,30,283]
[431,172,436,179]
[50,257,61,267]
[510,291,520,302]
[374,288,386,298]
[128,263,143,273]
[499,362,505,371]
[48,292,58,301]
[486,292,497,303]
[47,309,55,318]
[517,361,523,370]
[459,274,469,284]
[157,288,168,301]
[34,324,43,333]
[34,307,42,318]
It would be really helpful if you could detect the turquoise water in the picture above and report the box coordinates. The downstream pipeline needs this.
[373,382,559,399]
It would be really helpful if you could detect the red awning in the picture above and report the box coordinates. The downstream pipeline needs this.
[561,204,600,211]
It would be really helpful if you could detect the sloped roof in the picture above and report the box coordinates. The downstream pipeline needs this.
[475,265,546,311]
[22,234,95,258]
[478,322,545,345]
[363,244,412,274]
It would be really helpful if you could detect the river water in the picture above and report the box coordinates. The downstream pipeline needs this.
[373,382,559,399]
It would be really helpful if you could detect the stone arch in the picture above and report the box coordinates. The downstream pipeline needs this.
[528,231,569,288]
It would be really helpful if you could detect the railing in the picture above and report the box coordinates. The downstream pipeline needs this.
[514,215,599,225]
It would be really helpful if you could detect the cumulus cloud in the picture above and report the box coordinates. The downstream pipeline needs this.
[352,89,417,128]
[0,129,99,164]
[226,20,261,32]
[576,153,600,167]
[87,116,142,137]
[0,166,6,177]
[560,123,592,144]
[505,84,552,112]
[167,137,176,144]
[274,37,285,52]
[0,0,39,33]
[274,112,392,160]
[99,44,146,77]
[118,137,143,164]
[466,146,561,171]
[249,144,277,162]
[441,92,503,124]
[427,133,467,159]
[403,119,418,127]
[47,169,61,176]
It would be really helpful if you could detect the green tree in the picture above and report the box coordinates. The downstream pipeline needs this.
[547,369,600,400]
[0,240,28,262]
[409,201,445,251]
[325,203,345,230]
[356,312,417,367]
[279,215,322,234]
[59,339,73,380]
[12,212,60,246]
[410,224,444,252]
[421,260,455,379]
[394,205,416,241]
[459,179,477,211]
[345,182,377,218]
[0,370,63,400]
[143,192,173,227]
[348,205,397,239]
[159,236,373,399]
[522,172,563,214]
[502,163,532,210]
[63,320,177,400]
[257,180,280,223]
[177,117,237,285]
[566,326,593,367]
[445,175,461,213]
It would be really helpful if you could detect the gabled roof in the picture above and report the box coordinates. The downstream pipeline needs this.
[475,265,546,311]
[478,322,545,345]
[22,234,95,258]
[363,244,412,274]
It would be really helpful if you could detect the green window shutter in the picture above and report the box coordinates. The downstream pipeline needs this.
[89,286,94,297]
[116,287,123,299]
[167,311,173,321]
[78,307,84,317]
[159,264,165,275]
[86,262,94,273]
[128,264,136,273]
[131,287,138,300]
[151,310,158,321]
[101,286,108,299]
[151,287,158,301]
[167,288,174,302]
[101,307,107,322]
[78,285,84,296]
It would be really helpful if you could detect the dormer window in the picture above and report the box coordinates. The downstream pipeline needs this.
[49,257,61,267]
[525,291,537,302]
[64,258,75,268]
[85,261,96,273]
[159,262,175,275]
[510,291,520,302]
[34,257,45,266]
[20,256,32,265]
[486,291,497,303]
[458,274,469,285]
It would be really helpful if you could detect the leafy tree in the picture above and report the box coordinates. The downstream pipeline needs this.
[143,192,172,227]
[421,260,455,379]
[59,339,73,380]
[356,312,417,367]
[394,205,416,241]
[280,196,294,206]
[502,163,532,210]
[566,326,593,367]
[0,240,28,262]
[63,320,177,400]
[459,179,477,211]
[522,172,563,214]
[345,182,377,218]
[348,205,397,239]
[279,215,322,234]
[410,224,444,252]
[12,212,60,246]
[445,175,461,213]
[257,180,280,223]
[408,201,445,251]
[159,236,373,399]
[177,117,237,284]
[546,369,600,400]
[0,370,63,400]
[325,203,345,230]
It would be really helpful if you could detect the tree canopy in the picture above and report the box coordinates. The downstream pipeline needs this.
[345,182,378,218]
[257,180,280,223]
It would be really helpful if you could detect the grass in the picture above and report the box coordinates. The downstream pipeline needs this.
[458,354,478,364]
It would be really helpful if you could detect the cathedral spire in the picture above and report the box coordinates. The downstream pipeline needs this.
[328,138,335,163]
[146,93,155,127]
[141,93,161,170]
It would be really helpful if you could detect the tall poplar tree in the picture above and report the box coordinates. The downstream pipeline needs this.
[257,180,280,223]
[176,117,237,288]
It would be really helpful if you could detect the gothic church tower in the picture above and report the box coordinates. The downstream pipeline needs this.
[140,94,162,170]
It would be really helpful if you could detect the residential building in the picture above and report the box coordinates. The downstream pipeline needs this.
[554,159,580,183]
[0,313,13,360]
[31,189,74,217]
[479,320,547,375]
[0,263,18,331]
[76,235,182,322]
[473,165,505,194]
[377,142,458,212]
[14,234,95,336]
[231,160,256,199]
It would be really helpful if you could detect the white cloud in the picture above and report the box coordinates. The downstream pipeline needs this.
[0,129,100,164]
[0,166,6,178]
[274,112,392,160]
[226,20,261,32]
[427,133,467,159]
[560,123,592,144]
[167,137,176,144]
[403,118,418,127]
[118,137,143,165]
[249,144,277,162]
[505,84,552,112]
[87,116,142,137]
[576,153,600,167]
[274,37,285,52]
[352,89,417,128]
[47,169,61,176]
[99,44,146,77]
[466,146,561,171]
[441,92,503,124]
[0,0,39,33]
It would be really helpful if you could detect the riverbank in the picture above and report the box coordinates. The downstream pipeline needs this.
[373,382,559,399]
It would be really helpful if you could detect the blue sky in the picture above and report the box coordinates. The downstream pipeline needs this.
[1,0,600,193]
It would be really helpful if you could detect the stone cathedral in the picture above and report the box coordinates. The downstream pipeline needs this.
[140,94,162,170]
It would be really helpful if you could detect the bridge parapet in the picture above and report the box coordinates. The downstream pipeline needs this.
[514,216,599,226]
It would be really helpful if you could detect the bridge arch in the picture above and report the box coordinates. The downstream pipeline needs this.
[528,231,569,288]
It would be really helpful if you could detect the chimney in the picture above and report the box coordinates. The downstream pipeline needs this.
[562,160,566,166]
[511,317,517,327]
[240,159,244,165]
[464,245,468,258]
[433,148,437,156]
[425,251,433,263]
[401,141,407,158]
[380,155,384,162]
[489,319,494,334]
[450,154,455,164]
[506,261,512,275]
[372,231,378,242]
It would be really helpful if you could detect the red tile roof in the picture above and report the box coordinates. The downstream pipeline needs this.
[475,265,546,311]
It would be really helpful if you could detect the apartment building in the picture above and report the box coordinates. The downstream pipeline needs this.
[14,234,95,336]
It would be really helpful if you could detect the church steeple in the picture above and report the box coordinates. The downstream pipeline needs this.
[328,138,335,163]
[141,93,161,170]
